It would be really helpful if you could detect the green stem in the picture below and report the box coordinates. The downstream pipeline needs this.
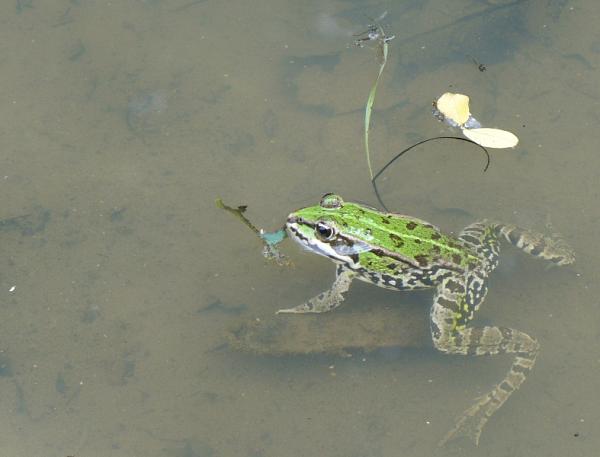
[364,38,390,180]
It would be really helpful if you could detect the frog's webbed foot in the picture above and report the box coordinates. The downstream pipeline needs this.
[276,296,331,314]
[438,393,492,446]
[276,290,343,314]
[276,267,354,314]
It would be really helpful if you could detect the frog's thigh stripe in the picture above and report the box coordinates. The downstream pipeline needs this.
[458,222,500,273]
[430,275,480,337]
[429,279,466,342]
[465,272,488,313]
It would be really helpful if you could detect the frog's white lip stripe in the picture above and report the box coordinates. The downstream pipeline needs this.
[286,221,358,267]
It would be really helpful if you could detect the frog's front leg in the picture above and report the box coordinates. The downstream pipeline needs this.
[431,276,539,446]
[277,266,355,314]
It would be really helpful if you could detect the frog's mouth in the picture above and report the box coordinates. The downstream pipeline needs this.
[285,216,315,249]
[286,216,332,258]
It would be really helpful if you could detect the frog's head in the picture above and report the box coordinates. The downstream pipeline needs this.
[286,193,370,262]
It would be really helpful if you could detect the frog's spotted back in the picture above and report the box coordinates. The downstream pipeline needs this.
[287,194,479,272]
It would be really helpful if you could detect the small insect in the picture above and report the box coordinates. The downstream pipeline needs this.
[353,11,395,47]
[468,54,487,72]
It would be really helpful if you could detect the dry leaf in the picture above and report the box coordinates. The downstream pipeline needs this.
[462,128,519,148]
[436,92,471,126]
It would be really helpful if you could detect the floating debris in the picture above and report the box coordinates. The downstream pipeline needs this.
[462,127,519,149]
[433,92,518,148]
[216,198,291,266]
[434,92,473,127]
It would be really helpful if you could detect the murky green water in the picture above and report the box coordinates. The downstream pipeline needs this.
[0,1,598,456]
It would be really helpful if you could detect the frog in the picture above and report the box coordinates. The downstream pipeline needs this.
[275,193,575,445]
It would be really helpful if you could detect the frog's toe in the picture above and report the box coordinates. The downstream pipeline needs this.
[276,303,313,314]
[439,409,487,447]
[439,395,491,446]
[276,308,294,314]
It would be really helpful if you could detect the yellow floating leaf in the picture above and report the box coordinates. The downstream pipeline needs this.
[461,127,519,148]
[436,92,471,126]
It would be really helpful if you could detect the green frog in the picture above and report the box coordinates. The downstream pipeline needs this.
[276,193,574,445]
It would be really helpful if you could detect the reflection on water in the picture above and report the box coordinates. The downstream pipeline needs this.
[0,0,598,456]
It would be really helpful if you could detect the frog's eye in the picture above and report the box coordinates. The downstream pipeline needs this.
[315,222,335,241]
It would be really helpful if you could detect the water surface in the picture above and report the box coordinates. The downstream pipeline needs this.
[0,1,597,456]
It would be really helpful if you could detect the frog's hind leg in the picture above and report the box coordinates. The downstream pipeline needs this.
[487,220,574,266]
[459,220,575,271]
[276,265,355,314]
[431,278,539,446]
[437,325,539,446]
